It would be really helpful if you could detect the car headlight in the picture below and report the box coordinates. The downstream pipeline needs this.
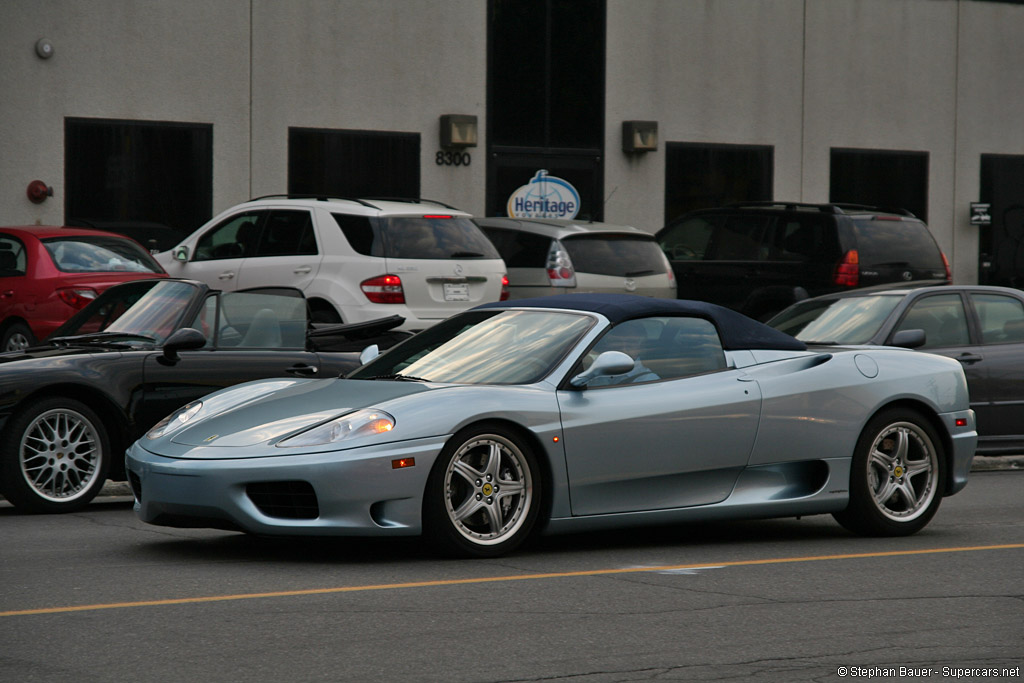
[146,401,203,439]
[277,409,395,448]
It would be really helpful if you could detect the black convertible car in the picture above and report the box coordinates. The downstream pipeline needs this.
[0,278,409,513]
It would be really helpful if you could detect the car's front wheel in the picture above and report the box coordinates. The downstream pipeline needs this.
[423,424,542,557]
[0,397,111,513]
[833,408,944,536]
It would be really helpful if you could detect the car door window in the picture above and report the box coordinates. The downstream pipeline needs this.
[712,216,770,261]
[254,210,317,257]
[970,293,1024,344]
[586,316,726,386]
[894,294,969,348]
[480,228,550,267]
[659,216,717,261]
[194,211,264,261]
[215,291,308,349]
[0,236,26,276]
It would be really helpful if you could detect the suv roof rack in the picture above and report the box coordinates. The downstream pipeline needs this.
[723,201,917,218]
[360,197,461,211]
[248,194,379,208]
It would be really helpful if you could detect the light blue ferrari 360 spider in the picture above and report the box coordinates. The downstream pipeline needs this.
[126,294,977,557]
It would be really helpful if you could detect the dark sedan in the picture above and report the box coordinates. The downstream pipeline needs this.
[768,284,1024,455]
[0,278,408,513]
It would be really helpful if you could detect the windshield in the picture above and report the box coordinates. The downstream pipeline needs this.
[42,235,164,273]
[562,235,668,276]
[769,295,902,344]
[349,309,594,384]
[54,279,198,344]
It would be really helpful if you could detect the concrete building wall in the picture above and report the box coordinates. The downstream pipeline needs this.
[2,0,1023,283]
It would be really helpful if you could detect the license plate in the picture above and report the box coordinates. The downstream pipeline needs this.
[443,283,470,301]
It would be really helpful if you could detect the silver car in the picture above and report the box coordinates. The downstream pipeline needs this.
[475,217,676,299]
[127,294,976,558]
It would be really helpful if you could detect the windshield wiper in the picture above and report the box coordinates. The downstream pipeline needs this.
[626,269,656,277]
[801,340,841,345]
[49,331,157,347]
[362,373,431,382]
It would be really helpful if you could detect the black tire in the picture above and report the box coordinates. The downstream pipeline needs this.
[0,397,111,513]
[310,304,341,324]
[833,408,944,536]
[423,424,542,558]
[1,321,36,352]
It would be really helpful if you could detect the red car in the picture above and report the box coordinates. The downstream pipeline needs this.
[0,226,167,351]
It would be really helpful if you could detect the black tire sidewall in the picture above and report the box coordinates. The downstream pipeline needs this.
[423,423,542,558]
[0,396,111,513]
[1,321,35,351]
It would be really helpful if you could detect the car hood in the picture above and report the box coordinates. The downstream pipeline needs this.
[167,378,435,449]
[0,344,109,365]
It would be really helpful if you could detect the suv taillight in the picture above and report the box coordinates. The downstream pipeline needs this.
[361,275,405,304]
[56,287,99,309]
[500,275,510,301]
[546,241,576,287]
[834,250,859,287]
[941,252,952,283]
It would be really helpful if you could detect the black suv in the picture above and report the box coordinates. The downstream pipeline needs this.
[656,202,951,320]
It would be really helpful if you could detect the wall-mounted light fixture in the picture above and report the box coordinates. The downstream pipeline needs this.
[440,115,478,148]
[27,180,53,204]
[622,120,658,153]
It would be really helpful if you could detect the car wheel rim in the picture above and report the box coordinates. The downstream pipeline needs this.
[865,421,938,523]
[19,408,102,503]
[444,435,532,546]
[6,331,30,352]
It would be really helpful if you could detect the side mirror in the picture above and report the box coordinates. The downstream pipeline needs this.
[570,351,636,387]
[173,245,190,262]
[159,327,206,364]
[890,328,926,349]
[359,344,380,365]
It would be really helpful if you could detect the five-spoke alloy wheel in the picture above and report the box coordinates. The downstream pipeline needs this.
[834,408,944,536]
[424,424,542,557]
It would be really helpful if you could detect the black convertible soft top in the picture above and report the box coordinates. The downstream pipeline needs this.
[476,293,807,351]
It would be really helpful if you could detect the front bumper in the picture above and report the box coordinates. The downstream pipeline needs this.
[941,409,977,495]
[125,435,448,536]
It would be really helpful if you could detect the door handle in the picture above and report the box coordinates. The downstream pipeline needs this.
[0,290,13,298]
[956,353,983,364]
[218,272,235,280]
[293,266,312,274]
[286,364,319,376]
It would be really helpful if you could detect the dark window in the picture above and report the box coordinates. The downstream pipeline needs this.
[664,143,773,223]
[379,217,500,260]
[255,211,317,257]
[970,293,1024,344]
[488,0,605,149]
[894,293,969,348]
[194,212,264,261]
[711,216,771,261]
[65,118,211,239]
[480,228,551,268]
[561,235,667,276]
[0,236,27,276]
[289,128,420,198]
[587,317,726,386]
[851,219,945,270]
[830,148,929,221]
[333,214,380,257]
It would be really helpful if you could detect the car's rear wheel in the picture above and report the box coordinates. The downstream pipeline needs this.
[0,397,111,513]
[2,321,36,352]
[423,424,542,557]
[833,408,943,536]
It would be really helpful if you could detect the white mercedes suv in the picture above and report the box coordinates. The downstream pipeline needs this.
[157,196,508,331]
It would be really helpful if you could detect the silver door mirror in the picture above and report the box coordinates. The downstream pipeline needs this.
[359,344,380,365]
[570,350,636,387]
[172,245,190,262]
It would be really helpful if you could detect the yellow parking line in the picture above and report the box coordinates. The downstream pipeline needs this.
[3,543,1021,618]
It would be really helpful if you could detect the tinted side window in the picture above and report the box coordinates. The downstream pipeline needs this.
[895,294,969,348]
[765,217,832,262]
[562,235,667,276]
[971,293,1024,344]
[379,217,500,260]
[481,228,550,268]
[333,213,381,257]
[711,216,772,261]
[0,235,27,276]
[194,211,263,261]
[658,216,718,261]
[254,210,317,257]
[851,219,944,269]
